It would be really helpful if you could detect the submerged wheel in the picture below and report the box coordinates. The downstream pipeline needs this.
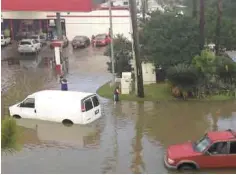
[178,163,196,172]
[62,119,73,126]
[13,115,21,119]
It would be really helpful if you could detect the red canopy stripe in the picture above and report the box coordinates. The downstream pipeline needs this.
[2,0,93,12]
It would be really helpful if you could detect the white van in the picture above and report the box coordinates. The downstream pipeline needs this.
[9,90,102,125]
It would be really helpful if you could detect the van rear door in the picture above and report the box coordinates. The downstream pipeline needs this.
[91,95,101,117]
[82,98,94,124]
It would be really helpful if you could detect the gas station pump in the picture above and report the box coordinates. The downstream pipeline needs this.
[50,40,64,76]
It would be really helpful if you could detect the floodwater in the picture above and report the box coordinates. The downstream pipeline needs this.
[1,45,236,174]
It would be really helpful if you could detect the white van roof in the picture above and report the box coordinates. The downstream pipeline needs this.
[28,90,95,100]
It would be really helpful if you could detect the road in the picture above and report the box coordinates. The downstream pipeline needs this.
[1,44,236,173]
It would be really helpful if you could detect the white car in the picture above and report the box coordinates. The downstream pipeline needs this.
[18,39,41,54]
[9,90,102,125]
[1,35,11,46]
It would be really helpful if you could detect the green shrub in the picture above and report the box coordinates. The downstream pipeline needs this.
[1,117,19,150]
[215,56,236,84]
[167,63,200,91]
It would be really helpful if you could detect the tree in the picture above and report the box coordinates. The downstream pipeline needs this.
[141,13,200,69]
[104,34,132,77]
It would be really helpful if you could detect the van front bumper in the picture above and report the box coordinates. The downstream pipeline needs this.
[164,154,177,170]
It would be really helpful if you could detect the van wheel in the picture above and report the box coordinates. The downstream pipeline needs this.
[62,119,73,126]
[178,163,196,172]
[13,115,21,119]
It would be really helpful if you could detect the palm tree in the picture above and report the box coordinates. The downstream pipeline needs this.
[215,0,222,55]
[199,0,205,50]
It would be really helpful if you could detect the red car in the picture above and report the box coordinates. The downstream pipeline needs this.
[92,34,111,47]
[164,129,236,171]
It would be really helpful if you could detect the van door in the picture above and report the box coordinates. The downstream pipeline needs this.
[20,98,37,119]
[83,98,94,123]
[91,95,101,118]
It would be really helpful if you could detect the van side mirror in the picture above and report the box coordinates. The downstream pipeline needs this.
[19,103,24,107]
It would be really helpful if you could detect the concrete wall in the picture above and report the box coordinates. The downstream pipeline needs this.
[47,10,131,41]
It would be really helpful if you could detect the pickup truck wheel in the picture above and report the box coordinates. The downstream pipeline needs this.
[13,115,21,119]
[62,119,73,127]
[178,163,196,171]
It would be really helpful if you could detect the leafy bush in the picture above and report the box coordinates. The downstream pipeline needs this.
[167,63,200,91]
[1,117,19,150]
[192,50,216,75]
[104,34,132,77]
[215,56,236,84]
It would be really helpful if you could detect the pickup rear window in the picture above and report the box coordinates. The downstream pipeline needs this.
[20,41,31,45]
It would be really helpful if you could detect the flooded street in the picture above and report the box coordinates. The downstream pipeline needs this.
[1,44,236,173]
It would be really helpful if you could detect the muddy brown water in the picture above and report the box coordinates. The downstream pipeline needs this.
[1,46,236,173]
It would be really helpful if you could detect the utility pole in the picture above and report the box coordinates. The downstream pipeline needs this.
[215,0,222,55]
[56,12,63,40]
[129,10,138,95]
[199,0,205,51]
[109,0,116,86]
[129,0,144,98]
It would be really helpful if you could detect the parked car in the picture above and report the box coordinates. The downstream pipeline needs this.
[17,39,41,54]
[164,129,236,171]
[92,34,111,47]
[1,34,11,46]
[50,35,69,49]
[72,35,90,49]
[9,90,102,125]
[29,34,47,46]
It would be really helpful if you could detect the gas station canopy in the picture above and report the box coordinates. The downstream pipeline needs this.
[2,0,93,12]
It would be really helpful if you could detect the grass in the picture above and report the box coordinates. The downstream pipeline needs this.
[207,94,235,101]
[1,117,21,151]
[97,81,235,102]
[97,82,174,102]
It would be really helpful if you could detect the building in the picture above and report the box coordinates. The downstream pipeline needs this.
[1,0,132,41]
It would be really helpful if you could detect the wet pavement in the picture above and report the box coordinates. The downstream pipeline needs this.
[1,44,236,173]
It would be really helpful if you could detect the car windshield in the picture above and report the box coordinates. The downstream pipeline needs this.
[95,35,106,39]
[74,36,84,40]
[193,135,212,152]
[20,41,31,45]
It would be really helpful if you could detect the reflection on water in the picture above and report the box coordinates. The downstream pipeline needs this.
[16,119,103,148]
[2,99,236,173]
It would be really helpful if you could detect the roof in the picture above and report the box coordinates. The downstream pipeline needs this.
[207,130,236,141]
[30,90,95,100]
[226,51,236,62]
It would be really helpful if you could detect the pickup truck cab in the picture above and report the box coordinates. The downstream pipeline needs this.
[1,35,11,46]
[18,39,41,54]
[29,34,47,46]
[164,129,236,171]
